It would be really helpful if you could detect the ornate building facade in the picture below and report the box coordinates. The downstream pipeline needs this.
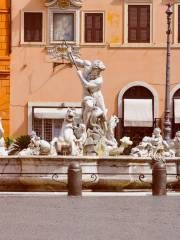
[10,0,180,143]
[0,0,10,137]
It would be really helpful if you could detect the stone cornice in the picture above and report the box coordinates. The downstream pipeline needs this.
[0,56,10,60]
[44,0,83,7]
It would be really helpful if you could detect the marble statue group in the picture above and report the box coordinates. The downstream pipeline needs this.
[0,48,180,158]
[48,47,133,156]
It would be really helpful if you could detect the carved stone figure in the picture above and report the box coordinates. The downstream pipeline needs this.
[19,131,51,156]
[131,128,175,159]
[105,115,119,150]
[109,137,133,156]
[44,0,84,7]
[74,123,87,155]
[171,131,180,157]
[70,0,83,7]
[150,128,175,158]
[130,137,152,157]
[67,47,107,119]
[52,109,81,156]
[0,119,8,156]
[84,125,104,156]
[82,95,106,134]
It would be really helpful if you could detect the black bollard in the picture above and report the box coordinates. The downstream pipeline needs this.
[68,162,82,196]
[152,161,167,196]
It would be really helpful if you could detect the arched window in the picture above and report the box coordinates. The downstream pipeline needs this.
[118,85,156,145]
[172,88,180,137]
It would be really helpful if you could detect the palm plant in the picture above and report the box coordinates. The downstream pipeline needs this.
[8,135,31,155]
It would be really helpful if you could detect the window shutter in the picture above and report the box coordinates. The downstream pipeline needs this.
[94,14,103,42]
[24,12,42,42]
[178,5,180,43]
[128,6,138,42]
[128,5,150,43]
[139,6,150,42]
[85,14,93,42]
[85,13,103,43]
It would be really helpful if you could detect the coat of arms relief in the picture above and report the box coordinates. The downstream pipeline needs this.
[45,0,83,69]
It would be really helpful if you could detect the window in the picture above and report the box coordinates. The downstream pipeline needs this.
[121,86,154,145]
[33,118,63,142]
[49,9,80,44]
[53,13,74,41]
[128,5,150,43]
[84,13,103,43]
[28,103,82,141]
[178,5,180,43]
[24,12,43,42]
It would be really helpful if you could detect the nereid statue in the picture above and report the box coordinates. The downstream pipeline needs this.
[0,118,8,156]
[19,131,51,156]
[170,131,180,157]
[131,128,175,159]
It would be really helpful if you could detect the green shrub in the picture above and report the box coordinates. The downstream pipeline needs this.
[5,136,14,149]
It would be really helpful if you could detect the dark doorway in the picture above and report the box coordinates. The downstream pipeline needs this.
[117,86,156,146]
[172,88,180,137]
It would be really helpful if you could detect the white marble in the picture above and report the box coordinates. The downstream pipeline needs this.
[0,119,8,156]
[171,131,180,157]
[19,131,51,156]
[131,128,175,159]
[44,0,84,7]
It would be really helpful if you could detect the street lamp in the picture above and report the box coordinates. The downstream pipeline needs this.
[163,1,175,141]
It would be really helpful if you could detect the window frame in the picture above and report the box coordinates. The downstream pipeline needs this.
[128,5,150,43]
[33,118,63,142]
[124,1,153,47]
[48,7,80,45]
[173,2,180,45]
[28,102,81,136]
[21,10,46,45]
[81,11,106,46]
[179,5,180,43]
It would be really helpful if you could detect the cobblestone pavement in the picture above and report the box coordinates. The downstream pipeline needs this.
[0,195,179,240]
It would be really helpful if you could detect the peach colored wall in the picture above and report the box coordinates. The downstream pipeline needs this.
[10,0,180,136]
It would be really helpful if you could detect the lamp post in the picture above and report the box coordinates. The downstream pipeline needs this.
[164,2,173,141]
